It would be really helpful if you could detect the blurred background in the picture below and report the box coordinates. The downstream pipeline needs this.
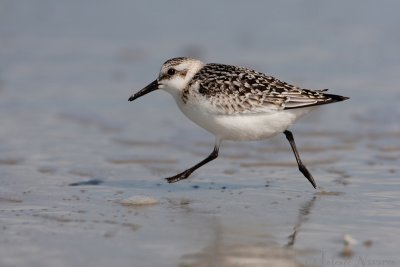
[1,1,399,267]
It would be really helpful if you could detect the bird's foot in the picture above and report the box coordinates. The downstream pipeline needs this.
[165,170,192,183]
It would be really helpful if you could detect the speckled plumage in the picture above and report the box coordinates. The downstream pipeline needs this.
[129,57,349,188]
[182,61,346,115]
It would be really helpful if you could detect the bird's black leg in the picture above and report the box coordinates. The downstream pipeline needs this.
[166,140,220,183]
[283,130,317,189]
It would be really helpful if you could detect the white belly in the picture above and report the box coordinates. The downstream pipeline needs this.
[178,102,314,141]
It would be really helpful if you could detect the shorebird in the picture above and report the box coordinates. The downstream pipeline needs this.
[129,57,349,188]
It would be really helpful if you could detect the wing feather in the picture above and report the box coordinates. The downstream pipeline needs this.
[190,64,348,115]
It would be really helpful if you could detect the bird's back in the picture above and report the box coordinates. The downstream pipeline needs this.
[185,63,348,115]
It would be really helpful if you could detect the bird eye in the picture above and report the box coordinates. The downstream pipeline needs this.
[167,68,176,75]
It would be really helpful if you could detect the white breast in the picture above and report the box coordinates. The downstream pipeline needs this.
[175,96,315,141]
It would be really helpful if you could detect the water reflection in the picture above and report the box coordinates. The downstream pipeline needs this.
[285,196,317,248]
[179,217,305,267]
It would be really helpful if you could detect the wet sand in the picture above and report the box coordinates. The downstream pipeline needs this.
[1,2,399,267]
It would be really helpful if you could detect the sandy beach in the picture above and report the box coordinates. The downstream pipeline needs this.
[1,1,399,266]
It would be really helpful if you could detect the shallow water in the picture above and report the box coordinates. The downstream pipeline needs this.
[1,1,399,267]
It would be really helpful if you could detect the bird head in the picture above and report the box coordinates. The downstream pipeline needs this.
[129,57,204,101]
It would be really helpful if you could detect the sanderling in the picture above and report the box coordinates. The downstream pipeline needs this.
[129,57,349,188]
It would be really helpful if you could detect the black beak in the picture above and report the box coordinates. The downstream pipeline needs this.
[128,80,159,101]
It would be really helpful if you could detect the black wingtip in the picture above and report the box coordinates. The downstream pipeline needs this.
[284,93,349,110]
[324,93,350,102]
[128,96,135,101]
